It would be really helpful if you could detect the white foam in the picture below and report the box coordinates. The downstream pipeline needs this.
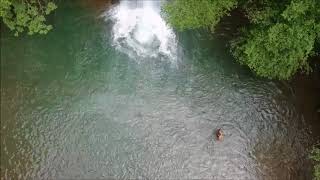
[101,0,178,64]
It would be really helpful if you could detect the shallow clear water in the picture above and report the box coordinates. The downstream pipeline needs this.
[0,1,316,179]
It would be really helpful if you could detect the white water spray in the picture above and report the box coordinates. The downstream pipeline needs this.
[101,0,178,63]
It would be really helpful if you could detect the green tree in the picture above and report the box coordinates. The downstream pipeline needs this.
[310,146,320,180]
[0,0,57,36]
[162,0,237,31]
[162,0,320,79]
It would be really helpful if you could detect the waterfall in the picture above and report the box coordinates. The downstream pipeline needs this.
[101,0,178,64]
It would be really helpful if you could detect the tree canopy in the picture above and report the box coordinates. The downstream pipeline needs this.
[163,0,237,31]
[0,0,57,36]
[163,0,320,80]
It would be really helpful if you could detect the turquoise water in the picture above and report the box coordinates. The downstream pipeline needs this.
[0,1,316,179]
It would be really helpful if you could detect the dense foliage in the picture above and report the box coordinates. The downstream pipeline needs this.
[310,147,320,180]
[0,0,57,36]
[163,0,320,79]
[163,0,237,31]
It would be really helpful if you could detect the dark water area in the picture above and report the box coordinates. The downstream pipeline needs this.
[290,63,320,138]
[1,1,319,179]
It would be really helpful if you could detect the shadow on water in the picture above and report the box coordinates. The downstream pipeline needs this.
[1,0,318,179]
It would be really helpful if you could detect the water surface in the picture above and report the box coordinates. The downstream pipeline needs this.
[0,1,316,179]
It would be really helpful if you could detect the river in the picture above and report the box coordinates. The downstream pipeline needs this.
[0,1,318,179]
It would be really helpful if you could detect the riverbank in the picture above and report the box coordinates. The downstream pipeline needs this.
[218,9,320,130]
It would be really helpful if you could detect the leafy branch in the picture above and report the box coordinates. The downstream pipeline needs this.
[0,0,57,36]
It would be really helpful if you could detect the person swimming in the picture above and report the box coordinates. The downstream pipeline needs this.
[216,128,223,141]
